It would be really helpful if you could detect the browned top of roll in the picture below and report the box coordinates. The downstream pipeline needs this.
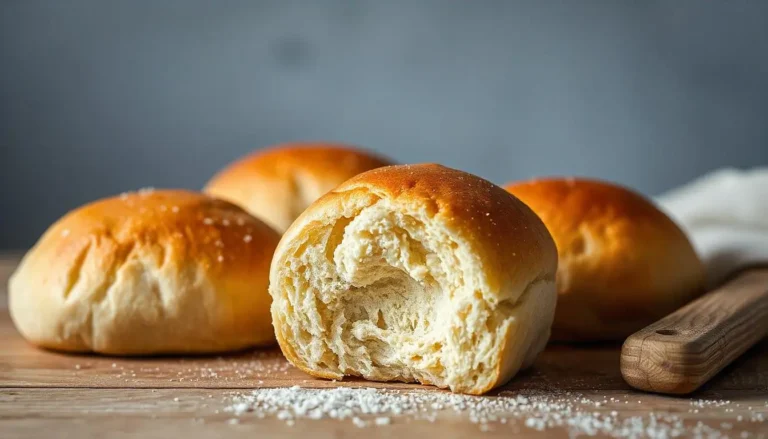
[9,189,280,354]
[505,177,705,341]
[204,142,393,233]
[292,163,558,297]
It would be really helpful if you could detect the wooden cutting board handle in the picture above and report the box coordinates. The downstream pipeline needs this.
[621,268,768,394]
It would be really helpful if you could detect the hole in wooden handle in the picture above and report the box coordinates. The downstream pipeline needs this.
[655,329,678,336]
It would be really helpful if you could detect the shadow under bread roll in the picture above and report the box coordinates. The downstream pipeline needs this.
[269,164,558,394]
[204,142,393,234]
[505,178,705,342]
[9,189,280,355]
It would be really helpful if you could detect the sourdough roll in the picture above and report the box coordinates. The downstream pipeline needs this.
[204,142,393,233]
[505,178,705,342]
[269,164,558,394]
[9,189,280,355]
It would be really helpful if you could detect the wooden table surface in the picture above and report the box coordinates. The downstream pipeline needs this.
[1,253,767,438]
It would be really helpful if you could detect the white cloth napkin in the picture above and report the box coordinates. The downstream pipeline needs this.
[656,167,768,287]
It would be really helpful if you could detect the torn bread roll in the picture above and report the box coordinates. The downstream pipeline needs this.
[269,164,558,394]
[9,189,280,355]
[505,178,705,342]
[204,142,393,233]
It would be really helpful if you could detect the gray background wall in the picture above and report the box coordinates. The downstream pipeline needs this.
[1,0,767,249]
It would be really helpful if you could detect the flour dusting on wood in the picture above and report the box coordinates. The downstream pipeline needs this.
[221,386,767,437]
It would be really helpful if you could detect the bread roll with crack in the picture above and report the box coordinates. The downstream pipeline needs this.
[9,189,280,355]
[269,164,558,394]
[204,142,393,233]
[505,178,705,342]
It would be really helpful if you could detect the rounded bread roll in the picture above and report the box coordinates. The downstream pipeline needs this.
[505,178,705,341]
[204,142,393,233]
[269,164,558,394]
[9,189,280,355]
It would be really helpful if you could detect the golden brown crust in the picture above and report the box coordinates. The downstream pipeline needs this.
[9,189,281,355]
[204,142,393,233]
[505,178,705,341]
[318,164,558,297]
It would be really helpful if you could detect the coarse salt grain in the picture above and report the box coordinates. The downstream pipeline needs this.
[203,218,214,225]
[277,411,292,421]
[231,403,250,415]
[61,229,70,237]
[243,235,252,243]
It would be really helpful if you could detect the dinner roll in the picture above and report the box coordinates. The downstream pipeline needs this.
[204,142,393,233]
[505,178,705,342]
[269,164,558,394]
[9,189,280,355]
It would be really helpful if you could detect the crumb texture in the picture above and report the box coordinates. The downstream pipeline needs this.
[270,164,557,394]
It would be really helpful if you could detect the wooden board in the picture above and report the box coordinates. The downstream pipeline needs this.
[1,253,767,438]
[622,269,768,394]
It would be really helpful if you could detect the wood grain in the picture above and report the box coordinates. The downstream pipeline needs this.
[2,254,768,438]
[2,388,768,439]
[621,268,768,394]
[0,312,630,390]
